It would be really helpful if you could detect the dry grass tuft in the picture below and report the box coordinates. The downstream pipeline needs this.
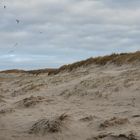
[0,108,14,114]
[100,117,129,128]
[29,113,69,135]
[0,68,57,75]
[87,132,138,140]
[0,69,26,74]
[16,96,46,108]
[0,95,6,103]
[80,115,94,122]
[27,68,58,75]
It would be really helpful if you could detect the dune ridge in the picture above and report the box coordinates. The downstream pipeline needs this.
[1,51,140,75]
[0,51,140,140]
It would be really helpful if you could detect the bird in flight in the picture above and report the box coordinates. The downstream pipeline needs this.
[8,43,18,54]
[4,5,6,8]
[16,19,20,24]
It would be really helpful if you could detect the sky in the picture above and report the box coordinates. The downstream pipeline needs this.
[0,0,140,70]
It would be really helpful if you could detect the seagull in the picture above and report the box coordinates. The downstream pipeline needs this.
[14,43,18,47]
[4,5,6,8]
[8,43,18,54]
[16,19,20,24]
[8,49,16,54]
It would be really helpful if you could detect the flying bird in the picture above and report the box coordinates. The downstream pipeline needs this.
[8,43,18,54]
[4,5,6,8]
[16,19,20,24]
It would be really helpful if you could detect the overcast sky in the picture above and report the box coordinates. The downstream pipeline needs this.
[0,0,140,70]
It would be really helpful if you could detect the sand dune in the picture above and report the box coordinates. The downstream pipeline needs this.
[0,52,140,140]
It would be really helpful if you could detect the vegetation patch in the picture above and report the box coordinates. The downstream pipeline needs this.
[29,113,69,135]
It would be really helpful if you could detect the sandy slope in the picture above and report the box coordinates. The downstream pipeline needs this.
[0,64,140,140]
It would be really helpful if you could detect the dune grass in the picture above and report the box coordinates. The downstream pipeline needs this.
[48,51,140,75]
[0,51,140,75]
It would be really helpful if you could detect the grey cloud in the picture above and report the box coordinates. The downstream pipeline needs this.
[0,0,140,70]
[102,0,140,9]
